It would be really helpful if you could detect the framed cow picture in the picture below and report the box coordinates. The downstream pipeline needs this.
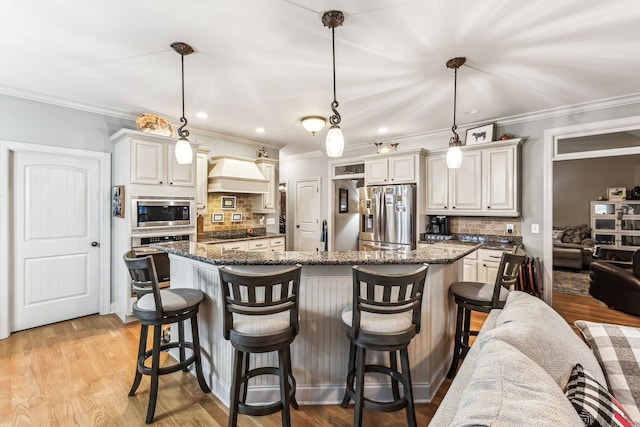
[465,123,495,145]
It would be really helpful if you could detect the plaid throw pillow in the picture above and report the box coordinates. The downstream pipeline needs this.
[566,364,636,427]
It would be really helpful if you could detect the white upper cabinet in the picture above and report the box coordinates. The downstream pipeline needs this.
[129,136,196,187]
[451,150,482,211]
[426,154,448,210]
[365,154,417,185]
[196,149,209,211]
[253,158,278,213]
[426,138,522,217]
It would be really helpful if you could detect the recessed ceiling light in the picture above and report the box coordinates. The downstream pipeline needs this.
[196,112,208,119]
[378,127,388,134]
[465,109,478,115]
[256,127,266,134]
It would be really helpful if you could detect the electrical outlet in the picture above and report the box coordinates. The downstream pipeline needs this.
[531,224,540,234]
[506,223,514,234]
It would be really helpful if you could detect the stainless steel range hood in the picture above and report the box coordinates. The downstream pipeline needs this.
[207,155,269,194]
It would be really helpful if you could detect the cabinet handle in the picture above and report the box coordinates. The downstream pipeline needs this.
[487,206,491,209]
[169,182,173,185]
[452,206,456,209]
[159,181,163,184]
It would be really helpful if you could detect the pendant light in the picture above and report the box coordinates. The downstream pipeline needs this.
[322,11,345,158]
[445,57,466,169]
[171,42,194,165]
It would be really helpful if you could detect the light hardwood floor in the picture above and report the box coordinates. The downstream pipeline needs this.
[2,292,640,426]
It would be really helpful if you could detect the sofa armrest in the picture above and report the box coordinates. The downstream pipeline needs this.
[590,261,640,291]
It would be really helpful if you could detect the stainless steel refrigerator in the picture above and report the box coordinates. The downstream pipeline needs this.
[358,184,416,253]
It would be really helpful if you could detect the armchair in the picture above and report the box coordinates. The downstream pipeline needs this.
[589,250,640,316]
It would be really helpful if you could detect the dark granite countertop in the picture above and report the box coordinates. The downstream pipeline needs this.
[419,234,523,252]
[197,232,286,244]
[151,240,482,266]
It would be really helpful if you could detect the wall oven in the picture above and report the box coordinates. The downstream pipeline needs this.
[131,234,191,283]
[131,197,195,231]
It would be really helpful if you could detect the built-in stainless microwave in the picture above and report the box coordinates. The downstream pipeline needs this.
[131,197,195,230]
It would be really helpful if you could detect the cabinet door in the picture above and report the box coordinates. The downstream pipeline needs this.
[131,139,165,185]
[248,239,270,252]
[451,151,482,210]
[218,241,249,251]
[463,259,478,281]
[196,152,208,210]
[260,162,275,211]
[365,158,389,184]
[167,143,196,187]
[484,145,515,211]
[388,155,416,183]
[426,154,449,210]
[270,237,285,251]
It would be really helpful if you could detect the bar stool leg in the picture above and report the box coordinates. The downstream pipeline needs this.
[190,315,210,392]
[389,350,400,401]
[400,347,417,427]
[129,324,148,396]
[146,324,163,424]
[178,321,187,371]
[340,342,356,408]
[239,352,250,404]
[447,303,464,378]
[278,348,291,427]
[461,307,472,359]
[286,346,298,409]
[353,346,366,427]
[228,349,243,427]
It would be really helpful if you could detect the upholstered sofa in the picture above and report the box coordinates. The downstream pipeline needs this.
[430,291,640,426]
[553,224,595,270]
[590,249,640,316]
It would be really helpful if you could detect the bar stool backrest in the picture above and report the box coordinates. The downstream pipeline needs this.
[351,265,428,338]
[491,252,527,308]
[123,250,165,317]
[218,265,302,340]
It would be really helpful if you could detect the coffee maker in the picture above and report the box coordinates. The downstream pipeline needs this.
[429,216,450,235]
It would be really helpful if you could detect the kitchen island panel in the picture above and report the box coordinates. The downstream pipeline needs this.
[167,255,461,406]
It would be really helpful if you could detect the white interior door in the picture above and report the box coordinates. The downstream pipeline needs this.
[295,178,321,251]
[12,151,101,331]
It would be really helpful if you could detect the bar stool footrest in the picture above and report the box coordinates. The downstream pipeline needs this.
[344,364,410,413]
[237,366,297,417]
[137,341,196,376]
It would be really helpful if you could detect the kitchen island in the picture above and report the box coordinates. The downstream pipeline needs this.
[151,241,480,407]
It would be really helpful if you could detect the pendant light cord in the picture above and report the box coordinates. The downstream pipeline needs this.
[450,66,460,144]
[329,26,341,126]
[177,53,190,138]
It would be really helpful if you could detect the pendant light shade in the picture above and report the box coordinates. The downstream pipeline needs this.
[171,42,194,165]
[323,11,345,158]
[326,125,344,157]
[446,145,462,168]
[446,57,466,169]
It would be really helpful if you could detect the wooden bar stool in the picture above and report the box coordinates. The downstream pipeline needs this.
[340,265,429,427]
[218,265,302,427]
[446,251,526,378]
[123,250,210,424]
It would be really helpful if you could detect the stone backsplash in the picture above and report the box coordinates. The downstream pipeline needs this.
[451,217,521,237]
[201,192,263,232]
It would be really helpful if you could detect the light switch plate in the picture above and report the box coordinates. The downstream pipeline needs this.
[531,224,540,234]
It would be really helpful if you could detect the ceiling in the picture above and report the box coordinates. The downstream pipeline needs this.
[3,0,640,156]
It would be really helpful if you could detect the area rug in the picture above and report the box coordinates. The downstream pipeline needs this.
[553,269,591,297]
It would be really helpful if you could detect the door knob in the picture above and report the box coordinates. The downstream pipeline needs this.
[91,241,100,247]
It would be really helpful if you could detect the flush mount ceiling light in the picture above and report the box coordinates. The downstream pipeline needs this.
[171,42,194,165]
[322,10,345,158]
[300,116,326,136]
[374,142,399,154]
[446,57,466,169]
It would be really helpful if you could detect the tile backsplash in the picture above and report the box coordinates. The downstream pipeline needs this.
[202,193,262,231]
[451,217,521,237]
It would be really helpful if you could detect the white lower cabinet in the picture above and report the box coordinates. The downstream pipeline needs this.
[270,237,285,251]
[248,239,270,253]
[217,241,249,251]
[462,251,478,282]
[463,249,504,284]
